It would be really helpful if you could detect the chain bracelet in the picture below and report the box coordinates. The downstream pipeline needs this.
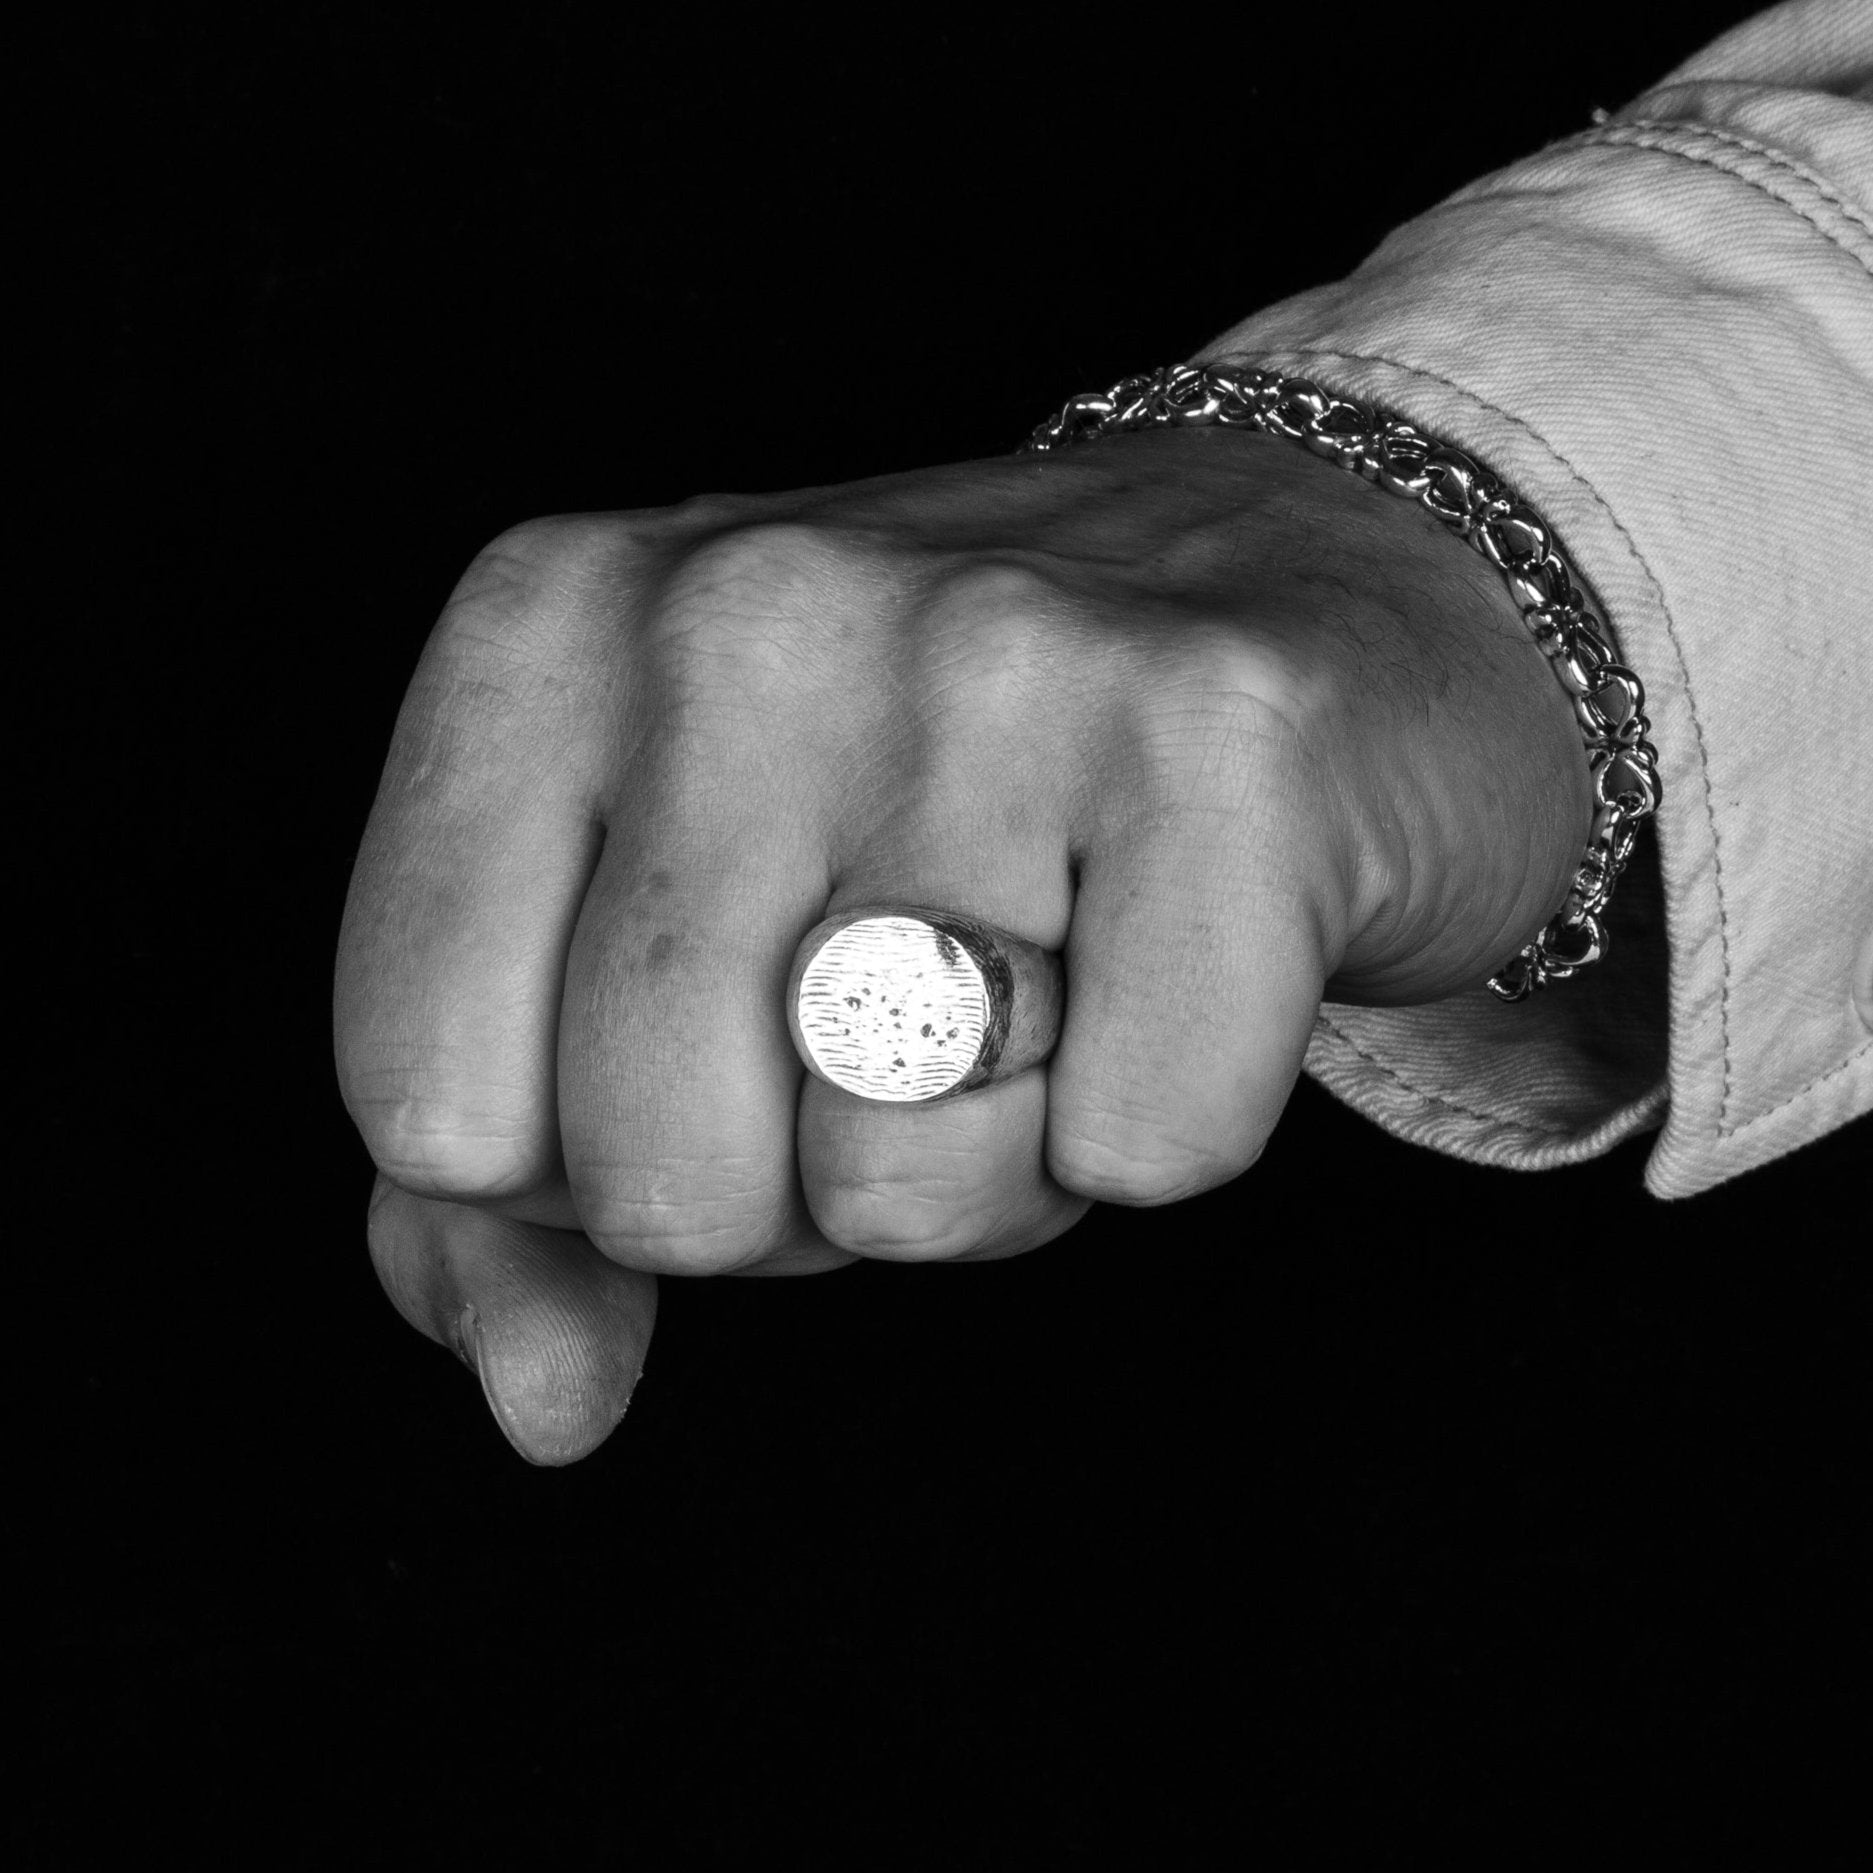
[1019,361,1661,1002]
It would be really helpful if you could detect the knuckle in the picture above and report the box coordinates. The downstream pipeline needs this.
[1149,616,1318,725]
[806,1114,1007,1261]
[583,1213,768,1276]
[1136,663,1293,776]
[919,558,1058,630]
[381,517,653,802]
[574,1166,786,1275]
[813,1178,980,1262]
[881,562,1079,807]
[351,1090,549,1204]
[1048,1112,1249,1208]
[911,562,1061,696]
[664,522,857,630]
[440,515,627,656]
[1098,670,1313,850]
[652,521,877,707]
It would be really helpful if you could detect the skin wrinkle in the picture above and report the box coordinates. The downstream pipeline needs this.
[358,817,595,954]
[565,1120,794,1214]
[348,1064,541,1116]
[394,669,528,784]
[443,528,640,697]
[655,523,874,664]
[394,565,635,861]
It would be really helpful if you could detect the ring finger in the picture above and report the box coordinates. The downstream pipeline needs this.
[795,846,1087,1262]
[799,1062,1089,1262]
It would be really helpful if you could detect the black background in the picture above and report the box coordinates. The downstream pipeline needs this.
[24,3,1868,1864]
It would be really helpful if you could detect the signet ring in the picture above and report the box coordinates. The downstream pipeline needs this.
[786,905,1065,1103]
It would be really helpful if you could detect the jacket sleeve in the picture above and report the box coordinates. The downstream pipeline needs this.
[1193,0,1873,1198]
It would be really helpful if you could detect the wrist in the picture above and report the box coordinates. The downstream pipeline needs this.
[1024,362,1655,1005]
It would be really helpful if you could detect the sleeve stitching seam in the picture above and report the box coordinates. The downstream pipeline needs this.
[1719,1035,1873,1135]
[1574,122,1873,261]
[1599,118,1870,224]
[1312,1013,1624,1135]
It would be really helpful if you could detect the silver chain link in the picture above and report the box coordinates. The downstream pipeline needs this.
[1020,361,1661,1001]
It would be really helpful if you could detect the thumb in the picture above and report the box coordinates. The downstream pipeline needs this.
[367,1174,658,1465]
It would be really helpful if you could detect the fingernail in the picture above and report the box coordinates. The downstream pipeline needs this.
[460,1309,537,1462]
[448,1303,479,1372]
[463,1307,576,1466]
[450,1302,539,1460]
[453,1288,649,1467]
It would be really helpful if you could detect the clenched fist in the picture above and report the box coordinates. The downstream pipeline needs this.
[335,422,1588,1461]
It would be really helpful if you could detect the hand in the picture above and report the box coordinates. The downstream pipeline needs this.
[335,424,1589,1461]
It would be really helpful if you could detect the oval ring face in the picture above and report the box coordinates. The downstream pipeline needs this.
[794,915,989,1101]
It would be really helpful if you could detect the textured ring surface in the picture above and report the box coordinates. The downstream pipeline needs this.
[788,907,1063,1102]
